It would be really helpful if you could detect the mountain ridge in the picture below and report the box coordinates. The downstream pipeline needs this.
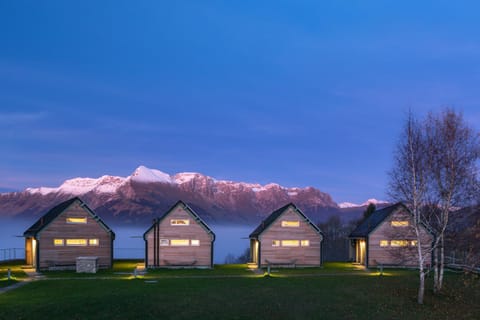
[0,165,383,225]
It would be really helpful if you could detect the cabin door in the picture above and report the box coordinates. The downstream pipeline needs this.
[250,240,259,264]
[356,240,366,265]
[25,237,37,267]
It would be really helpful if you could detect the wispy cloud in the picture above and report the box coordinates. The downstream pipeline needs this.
[0,111,47,124]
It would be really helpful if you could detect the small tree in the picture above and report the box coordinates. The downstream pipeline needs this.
[363,203,376,220]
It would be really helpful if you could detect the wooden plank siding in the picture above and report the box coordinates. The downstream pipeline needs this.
[256,206,323,267]
[367,209,433,267]
[145,202,214,268]
[25,199,114,270]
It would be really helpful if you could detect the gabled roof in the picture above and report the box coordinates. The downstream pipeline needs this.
[249,203,323,239]
[23,197,115,238]
[143,200,215,241]
[349,202,407,238]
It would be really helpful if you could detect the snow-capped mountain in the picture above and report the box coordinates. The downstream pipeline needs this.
[0,165,341,224]
[338,198,389,209]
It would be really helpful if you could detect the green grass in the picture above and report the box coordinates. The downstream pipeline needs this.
[0,262,478,319]
[0,260,27,288]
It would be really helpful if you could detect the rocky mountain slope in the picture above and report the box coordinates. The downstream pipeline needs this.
[0,166,357,225]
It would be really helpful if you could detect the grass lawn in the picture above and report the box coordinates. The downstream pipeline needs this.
[0,262,478,319]
[0,260,28,288]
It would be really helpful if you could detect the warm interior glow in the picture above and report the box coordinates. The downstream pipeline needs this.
[380,240,389,247]
[53,239,64,246]
[391,220,409,227]
[160,239,169,246]
[281,240,300,247]
[281,220,300,227]
[390,240,409,247]
[66,217,87,224]
[272,240,280,247]
[66,239,88,246]
[411,240,418,246]
[191,239,200,246]
[89,239,99,246]
[301,240,310,246]
[170,239,190,246]
[171,219,190,226]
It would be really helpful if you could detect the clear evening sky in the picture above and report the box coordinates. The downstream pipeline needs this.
[1,1,479,203]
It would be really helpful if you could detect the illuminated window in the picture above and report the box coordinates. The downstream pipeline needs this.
[281,240,300,247]
[281,221,300,227]
[380,240,389,247]
[89,239,99,246]
[170,239,190,246]
[301,240,310,247]
[410,240,418,246]
[66,217,87,224]
[53,239,64,246]
[272,240,280,247]
[171,219,190,226]
[160,239,169,246]
[66,239,87,246]
[391,221,409,227]
[390,240,409,247]
[191,239,200,246]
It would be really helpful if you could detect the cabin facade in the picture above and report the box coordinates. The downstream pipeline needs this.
[349,203,433,268]
[249,203,323,268]
[23,197,115,271]
[144,200,215,268]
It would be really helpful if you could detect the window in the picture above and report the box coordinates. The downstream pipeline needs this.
[66,217,87,224]
[53,239,64,246]
[160,239,169,246]
[66,239,87,246]
[380,240,389,247]
[191,239,200,246]
[171,219,190,226]
[390,240,409,247]
[272,240,280,247]
[410,240,418,246]
[391,221,409,227]
[89,239,99,246]
[301,240,310,247]
[281,221,300,227]
[281,240,300,247]
[170,239,190,246]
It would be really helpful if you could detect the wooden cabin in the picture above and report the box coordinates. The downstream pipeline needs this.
[249,203,323,268]
[23,197,115,271]
[349,203,433,268]
[144,200,215,268]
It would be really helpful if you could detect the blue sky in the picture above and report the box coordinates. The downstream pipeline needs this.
[1,1,480,203]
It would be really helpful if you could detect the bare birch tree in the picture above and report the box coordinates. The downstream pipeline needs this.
[423,109,480,293]
[388,111,431,304]
[388,108,480,303]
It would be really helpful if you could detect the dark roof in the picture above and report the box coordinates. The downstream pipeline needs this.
[249,203,322,239]
[23,197,115,238]
[143,200,215,241]
[349,202,407,238]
